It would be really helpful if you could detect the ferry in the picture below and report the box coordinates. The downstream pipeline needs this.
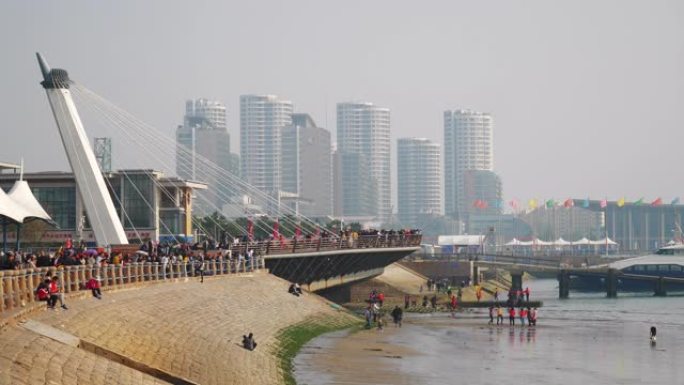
[572,244,684,292]
[610,244,684,277]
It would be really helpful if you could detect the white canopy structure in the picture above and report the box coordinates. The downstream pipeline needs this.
[7,180,52,223]
[590,237,618,246]
[0,188,33,223]
[555,238,572,246]
[505,238,522,246]
[574,237,591,245]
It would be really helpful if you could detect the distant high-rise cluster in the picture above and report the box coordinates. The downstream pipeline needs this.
[175,97,506,234]
[397,138,442,226]
[444,109,495,219]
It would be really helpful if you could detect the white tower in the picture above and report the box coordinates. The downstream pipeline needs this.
[36,53,128,246]
[444,109,494,219]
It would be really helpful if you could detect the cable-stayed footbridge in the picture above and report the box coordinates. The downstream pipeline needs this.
[35,53,420,289]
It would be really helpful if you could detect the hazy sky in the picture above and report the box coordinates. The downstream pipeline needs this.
[2,0,683,205]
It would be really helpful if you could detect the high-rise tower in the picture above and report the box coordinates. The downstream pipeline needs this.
[176,98,235,214]
[240,95,293,196]
[397,138,442,226]
[281,113,332,217]
[336,102,391,222]
[444,109,493,219]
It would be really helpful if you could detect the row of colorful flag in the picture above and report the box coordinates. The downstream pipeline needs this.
[473,197,682,211]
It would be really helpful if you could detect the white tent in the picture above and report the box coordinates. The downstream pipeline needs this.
[590,237,618,246]
[574,237,591,245]
[7,180,52,222]
[534,238,553,246]
[505,238,522,246]
[554,238,572,246]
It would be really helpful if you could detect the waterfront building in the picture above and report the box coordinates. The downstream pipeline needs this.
[462,170,503,216]
[336,102,391,222]
[521,206,604,242]
[397,138,442,227]
[444,109,494,220]
[176,98,238,214]
[466,214,533,246]
[581,199,684,251]
[240,95,293,197]
[281,113,333,217]
[0,171,206,244]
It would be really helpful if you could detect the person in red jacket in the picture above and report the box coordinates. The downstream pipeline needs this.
[520,307,528,326]
[508,307,516,326]
[48,276,68,310]
[86,275,102,299]
[377,292,385,307]
[36,279,50,305]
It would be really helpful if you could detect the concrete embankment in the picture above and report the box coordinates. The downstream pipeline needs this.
[0,271,358,385]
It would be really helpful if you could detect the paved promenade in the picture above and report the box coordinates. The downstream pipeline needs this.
[0,272,356,385]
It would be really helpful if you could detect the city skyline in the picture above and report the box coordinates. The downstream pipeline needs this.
[2,1,684,204]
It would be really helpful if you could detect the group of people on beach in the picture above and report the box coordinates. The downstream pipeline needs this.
[489,305,538,326]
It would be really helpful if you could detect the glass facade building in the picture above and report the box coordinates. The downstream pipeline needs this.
[0,170,206,244]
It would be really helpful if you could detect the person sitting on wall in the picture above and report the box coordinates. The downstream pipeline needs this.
[288,283,300,297]
[85,276,102,299]
[242,333,257,351]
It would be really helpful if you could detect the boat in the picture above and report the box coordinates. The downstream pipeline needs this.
[570,244,684,292]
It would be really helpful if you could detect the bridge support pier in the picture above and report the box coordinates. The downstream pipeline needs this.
[606,268,618,298]
[511,272,523,292]
[558,270,570,299]
[471,263,481,286]
[654,277,667,297]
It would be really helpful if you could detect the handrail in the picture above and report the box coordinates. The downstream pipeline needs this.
[0,257,265,315]
[0,234,422,316]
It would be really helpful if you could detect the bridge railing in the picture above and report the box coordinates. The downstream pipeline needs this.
[0,258,265,315]
[223,234,422,257]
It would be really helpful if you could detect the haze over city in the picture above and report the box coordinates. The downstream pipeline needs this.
[2,0,683,203]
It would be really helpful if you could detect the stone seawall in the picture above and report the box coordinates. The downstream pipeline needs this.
[0,271,358,385]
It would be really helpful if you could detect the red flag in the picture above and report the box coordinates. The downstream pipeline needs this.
[315,227,321,237]
[651,197,663,206]
[247,217,254,241]
[295,225,302,238]
[272,220,280,239]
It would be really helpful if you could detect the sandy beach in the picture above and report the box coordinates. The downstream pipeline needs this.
[295,280,684,385]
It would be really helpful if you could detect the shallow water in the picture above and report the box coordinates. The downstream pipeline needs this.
[295,279,684,385]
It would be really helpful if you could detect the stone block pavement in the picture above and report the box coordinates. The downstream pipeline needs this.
[1,272,355,385]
